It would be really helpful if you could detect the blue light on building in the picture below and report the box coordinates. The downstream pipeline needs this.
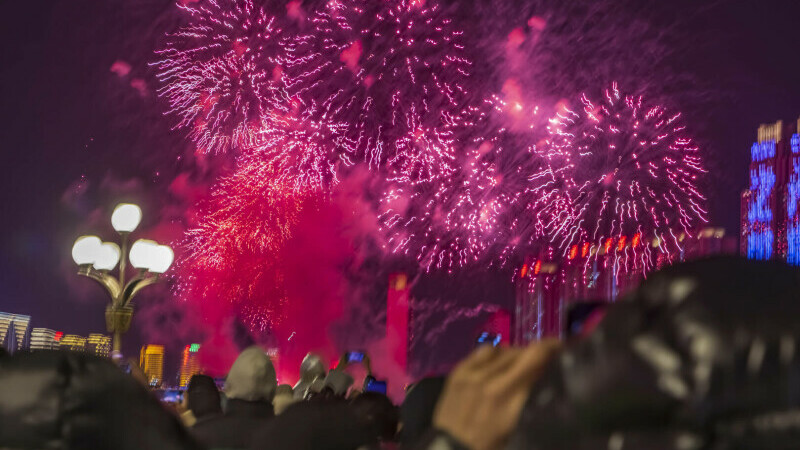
[747,163,775,260]
[751,140,776,162]
[787,134,800,265]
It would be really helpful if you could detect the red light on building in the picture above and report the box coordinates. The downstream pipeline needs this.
[568,245,578,260]
[54,331,63,342]
[604,238,613,254]
[617,236,627,251]
[632,233,641,247]
[533,260,542,275]
[520,264,529,278]
[582,242,591,257]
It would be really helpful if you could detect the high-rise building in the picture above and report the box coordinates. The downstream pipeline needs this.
[741,117,800,263]
[513,227,735,344]
[387,273,410,372]
[86,334,111,357]
[140,345,165,387]
[30,328,58,350]
[179,343,201,388]
[60,334,87,352]
[0,312,31,353]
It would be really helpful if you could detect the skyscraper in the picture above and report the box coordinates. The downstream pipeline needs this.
[86,334,111,357]
[30,328,58,350]
[140,345,165,387]
[742,117,800,263]
[179,343,201,388]
[0,312,31,353]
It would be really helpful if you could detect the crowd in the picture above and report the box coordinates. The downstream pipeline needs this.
[1,257,800,449]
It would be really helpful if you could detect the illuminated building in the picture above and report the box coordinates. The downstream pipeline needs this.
[514,227,734,344]
[59,334,87,352]
[30,328,58,350]
[0,312,31,353]
[786,126,800,264]
[86,334,111,357]
[140,345,165,387]
[387,273,410,372]
[514,260,560,343]
[741,117,800,264]
[179,343,201,388]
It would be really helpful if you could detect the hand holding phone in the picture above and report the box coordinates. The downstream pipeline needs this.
[346,351,365,363]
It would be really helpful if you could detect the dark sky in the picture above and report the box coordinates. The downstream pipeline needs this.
[0,0,799,370]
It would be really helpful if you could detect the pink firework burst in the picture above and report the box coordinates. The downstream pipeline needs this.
[288,0,472,171]
[246,102,349,192]
[154,0,294,154]
[543,82,708,264]
[379,103,549,271]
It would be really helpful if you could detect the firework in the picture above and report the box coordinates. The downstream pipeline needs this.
[154,0,294,154]
[177,163,310,332]
[288,0,472,171]
[543,82,708,265]
[379,101,553,271]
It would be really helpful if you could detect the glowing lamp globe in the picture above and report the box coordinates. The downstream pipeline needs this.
[149,245,174,274]
[111,203,142,233]
[72,235,102,266]
[129,239,158,270]
[93,242,121,271]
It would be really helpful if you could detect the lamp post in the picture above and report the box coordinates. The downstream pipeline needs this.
[71,203,173,360]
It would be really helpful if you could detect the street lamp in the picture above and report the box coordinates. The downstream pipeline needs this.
[71,203,173,359]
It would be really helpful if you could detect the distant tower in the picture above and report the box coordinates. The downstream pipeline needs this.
[140,345,165,387]
[742,118,800,262]
[386,273,410,373]
[179,344,201,388]
[514,260,561,344]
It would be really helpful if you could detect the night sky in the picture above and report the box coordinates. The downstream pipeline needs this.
[1,0,799,375]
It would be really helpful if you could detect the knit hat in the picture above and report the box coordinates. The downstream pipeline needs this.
[224,346,277,402]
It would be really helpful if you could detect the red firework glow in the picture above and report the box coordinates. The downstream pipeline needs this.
[177,163,356,379]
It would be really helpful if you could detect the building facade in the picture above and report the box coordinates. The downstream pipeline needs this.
[179,344,201,388]
[87,334,111,357]
[140,345,165,387]
[60,334,87,352]
[514,227,736,343]
[30,328,58,350]
[0,312,31,353]
[742,117,800,263]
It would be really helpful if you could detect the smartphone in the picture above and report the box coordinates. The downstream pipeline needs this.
[565,301,608,337]
[161,389,183,404]
[346,351,365,363]
[365,379,387,395]
[476,332,502,347]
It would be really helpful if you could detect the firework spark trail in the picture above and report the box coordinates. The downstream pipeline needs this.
[541,82,708,269]
[288,0,473,171]
[377,97,568,272]
[176,162,310,332]
[409,298,499,348]
[154,0,297,154]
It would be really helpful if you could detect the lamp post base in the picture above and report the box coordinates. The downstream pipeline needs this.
[105,305,133,356]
